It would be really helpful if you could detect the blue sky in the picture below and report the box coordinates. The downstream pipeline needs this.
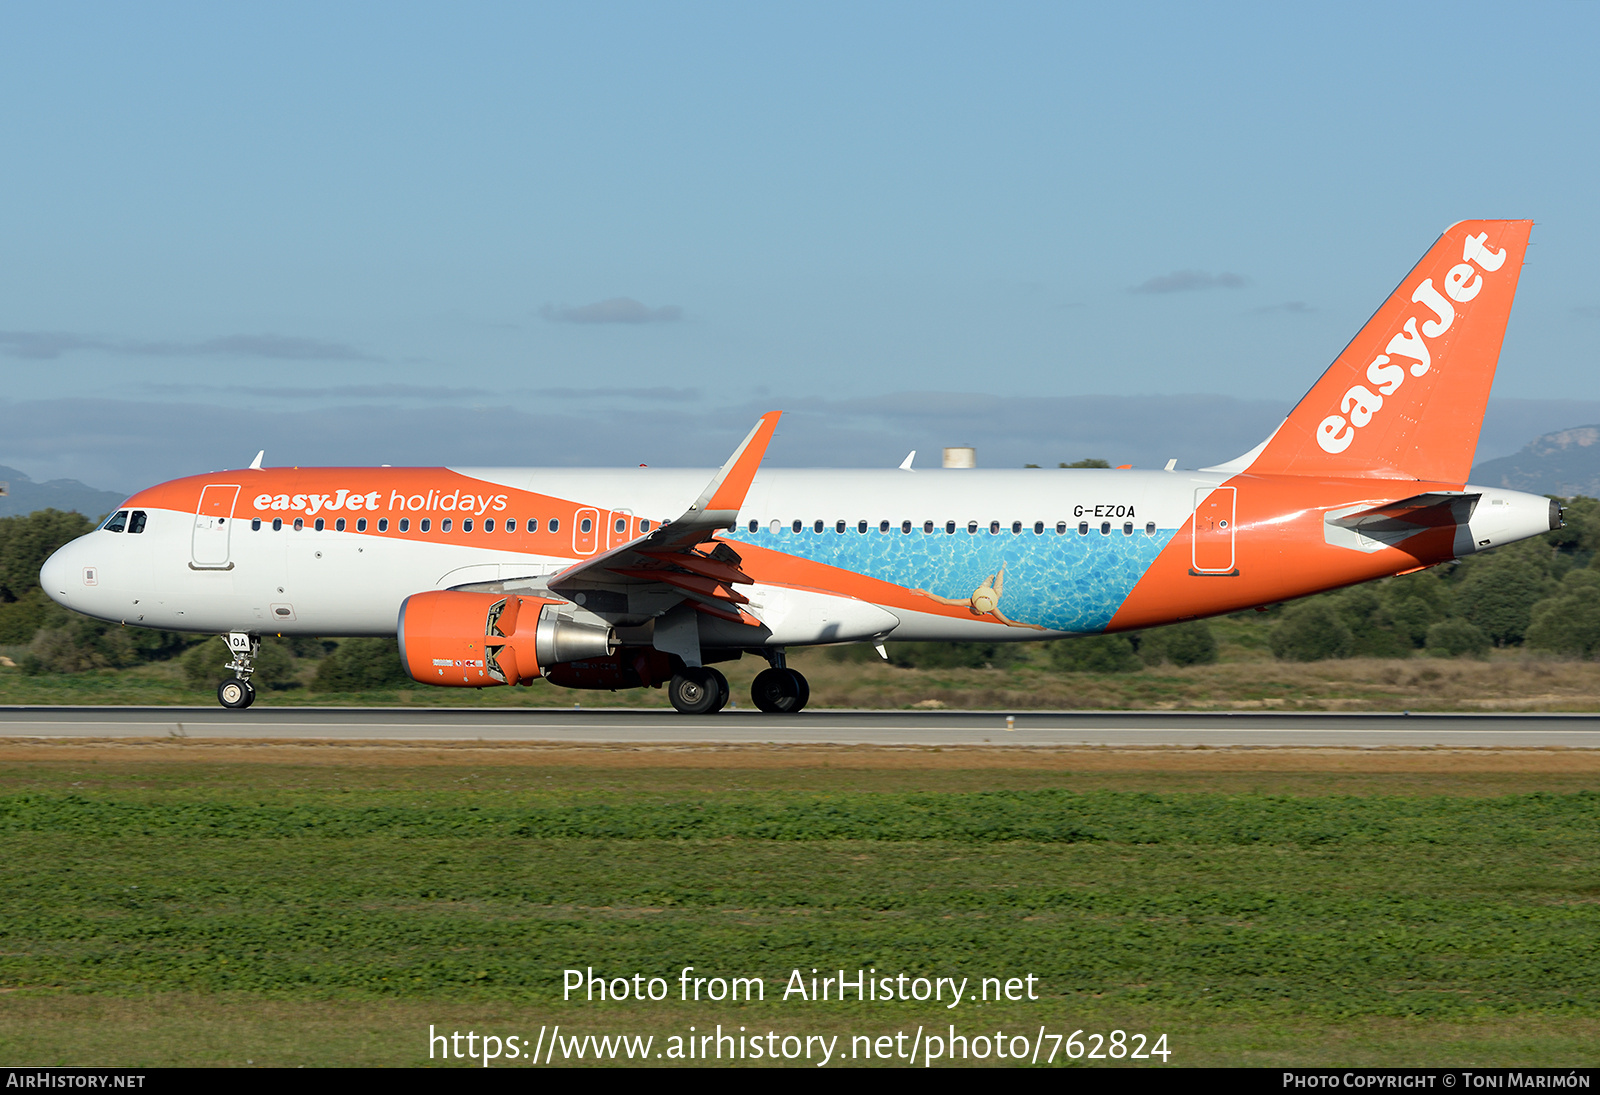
[2,3,1598,488]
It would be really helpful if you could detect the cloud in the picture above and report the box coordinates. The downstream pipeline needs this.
[1253,301,1315,315]
[137,382,495,401]
[0,330,378,362]
[132,382,705,405]
[540,386,702,402]
[539,298,683,324]
[1129,270,1248,294]
[0,392,1293,492]
[6,391,1589,495]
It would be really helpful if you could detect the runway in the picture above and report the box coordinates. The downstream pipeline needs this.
[2,706,1599,747]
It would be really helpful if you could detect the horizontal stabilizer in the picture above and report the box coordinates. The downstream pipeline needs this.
[1324,491,1479,554]
[1328,492,1479,535]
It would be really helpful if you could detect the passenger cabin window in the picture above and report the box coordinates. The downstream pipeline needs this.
[836,520,846,534]
[442,518,452,533]
[968,521,978,533]
[1057,521,1067,534]
[548,519,559,533]
[314,518,325,531]
[378,518,389,532]
[792,520,802,533]
[1078,521,1088,535]
[293,518,304,531]
[640,520,651,532]
[103,510,128,533]
[923,520,934,533]
[129,511,147,534]
[272,518,283,531]
[989,521,999,534]
[770,519,781,534]
[749,520,758,533]
[1012,521,1022,534]
[357,518,367,532]
[857,520,867,533]
[484,519,494,532]
[1123,521,1134,536]
[251,518,262,531]
[901,520,912,534]
[399,518,410,532]
[420,519,431,532]
[463,519,472,532]
[579,517,592,534]
[1145,521,1156,536]
[503,519,514,532]
[879,520,890,533]
[1100,521,1111,535]
[1034,521,1044,534]
[615,518,626,534]
[945,521,956,534]
[335,518,346,532]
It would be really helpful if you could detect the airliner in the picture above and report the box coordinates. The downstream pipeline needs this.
[39,220,1556,713]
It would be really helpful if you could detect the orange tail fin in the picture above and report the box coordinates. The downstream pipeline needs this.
[1244,220,1532,483]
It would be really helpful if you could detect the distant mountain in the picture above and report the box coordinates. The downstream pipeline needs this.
[1471,426,1600,498]
[0,465,127,520]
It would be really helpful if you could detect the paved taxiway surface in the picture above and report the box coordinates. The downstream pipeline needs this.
[2,707,1599,747]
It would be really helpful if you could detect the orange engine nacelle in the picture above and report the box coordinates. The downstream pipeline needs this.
[398,590,616,687]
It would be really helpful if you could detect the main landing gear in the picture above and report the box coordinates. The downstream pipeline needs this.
[751,666,808,713]
[216,632,258,710]
[667,666,730,715]
[667,653,809,715]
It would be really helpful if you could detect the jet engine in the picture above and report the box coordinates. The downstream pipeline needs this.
[398,590,615,686]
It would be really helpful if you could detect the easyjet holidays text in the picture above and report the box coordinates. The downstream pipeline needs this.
[250,488,511,517]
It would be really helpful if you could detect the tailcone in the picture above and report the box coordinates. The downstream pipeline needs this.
[1459,487,1559,555]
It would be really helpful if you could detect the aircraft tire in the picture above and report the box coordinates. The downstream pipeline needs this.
[790,669,810,711]
[751,667,807,713]
[218,678,255,710]
[668,668,721,715]
[707,667,730,713]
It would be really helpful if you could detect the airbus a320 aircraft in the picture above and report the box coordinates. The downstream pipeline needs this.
[40,221,1556,714]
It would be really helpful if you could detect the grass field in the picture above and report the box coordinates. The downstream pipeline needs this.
[8,642,1600,712]
[1,741,1598,1067]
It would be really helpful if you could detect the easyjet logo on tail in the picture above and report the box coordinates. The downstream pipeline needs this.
[1316,232,1508,454]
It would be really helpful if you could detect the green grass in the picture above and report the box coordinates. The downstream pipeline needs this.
[2,756,1599,1066]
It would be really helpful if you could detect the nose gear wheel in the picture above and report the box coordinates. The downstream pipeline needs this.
[218,677,255,709]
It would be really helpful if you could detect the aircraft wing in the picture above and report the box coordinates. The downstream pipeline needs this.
[545,412,780,626]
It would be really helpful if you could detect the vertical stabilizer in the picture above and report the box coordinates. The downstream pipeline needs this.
[1247,220,1532,482]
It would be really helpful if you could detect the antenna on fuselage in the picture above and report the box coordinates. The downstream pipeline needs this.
[248,450,265,470]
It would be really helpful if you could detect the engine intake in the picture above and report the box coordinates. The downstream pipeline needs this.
[398,590,615,686]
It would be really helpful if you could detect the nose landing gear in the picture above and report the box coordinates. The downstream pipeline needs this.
[216,632,258,710]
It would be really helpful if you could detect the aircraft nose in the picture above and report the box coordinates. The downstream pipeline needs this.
[39,542,78,608]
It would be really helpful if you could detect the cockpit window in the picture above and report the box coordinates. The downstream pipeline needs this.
[103,510,128,533]
[129,511,148,534]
